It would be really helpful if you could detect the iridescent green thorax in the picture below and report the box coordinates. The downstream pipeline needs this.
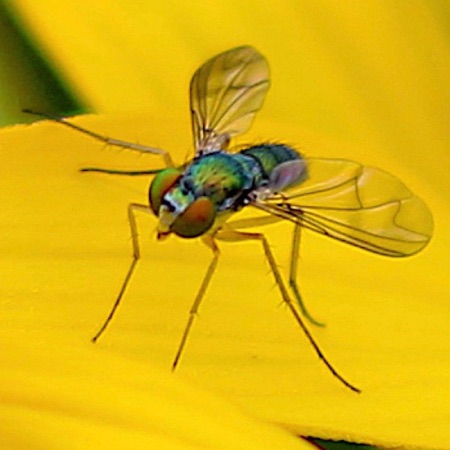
[182,152,255,209]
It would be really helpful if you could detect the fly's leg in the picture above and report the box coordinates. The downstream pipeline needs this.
[172,235,220,370]
[92,202,151,342]
[216,228,360,393]
[289,224,325,327]
[80,168,163,176]
[23,109,175,168]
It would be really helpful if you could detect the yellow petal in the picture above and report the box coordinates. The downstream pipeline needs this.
[1,118,316,448]
[0,339,316,450]
[2,1,450,448]
[1,112,448,449]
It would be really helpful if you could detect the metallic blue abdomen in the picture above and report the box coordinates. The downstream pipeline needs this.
[240,144,300,179]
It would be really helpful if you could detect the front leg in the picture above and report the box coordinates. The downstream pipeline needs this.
[172,234,220,370]
[92,202,151,342]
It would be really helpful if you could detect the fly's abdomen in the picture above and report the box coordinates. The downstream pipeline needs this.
[240,144,307,192]
[241,144,300,176]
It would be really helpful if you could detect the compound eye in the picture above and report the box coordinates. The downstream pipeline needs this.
[171,197,216,238]
[149,168,182,215]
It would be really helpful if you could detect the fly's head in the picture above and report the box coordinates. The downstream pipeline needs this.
[149,168,216,239]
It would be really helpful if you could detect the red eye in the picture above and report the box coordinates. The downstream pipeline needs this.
[172,197,216,238]
[149,168,182,215]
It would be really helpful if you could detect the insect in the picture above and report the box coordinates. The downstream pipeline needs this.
[26,46,433,393]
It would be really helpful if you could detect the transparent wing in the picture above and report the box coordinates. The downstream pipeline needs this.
[190,46,270,155]
[251,158,433,257]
